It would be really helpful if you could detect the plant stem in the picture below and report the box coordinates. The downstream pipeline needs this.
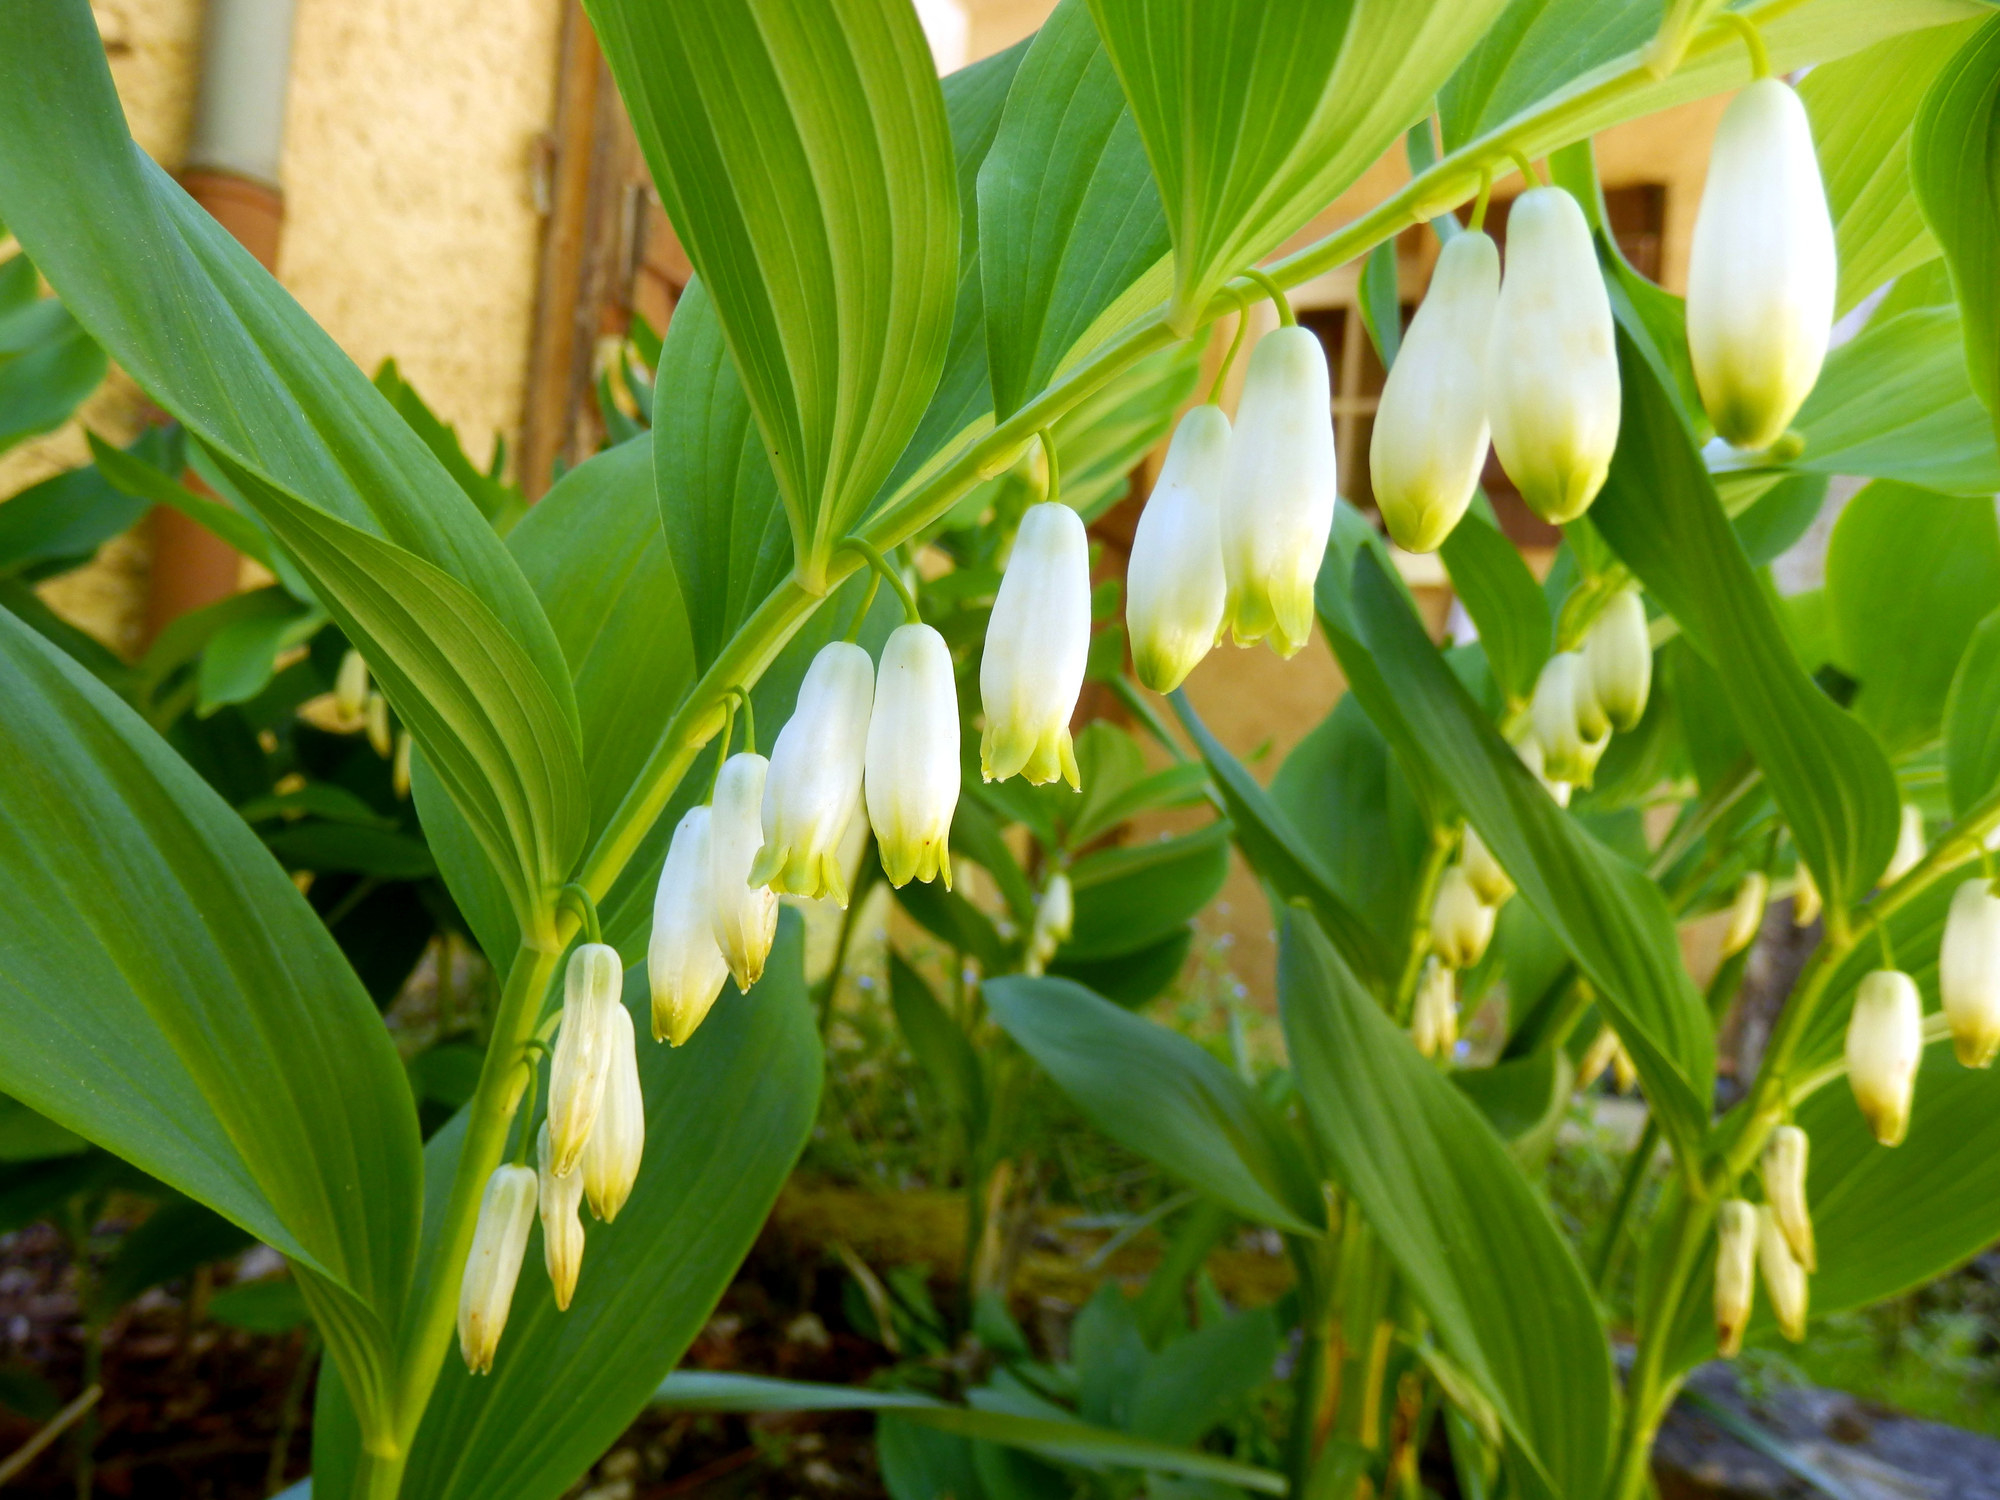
[1393,830,1455,1023]
[383,940,560,1486]
[1591,1117,1657,1296]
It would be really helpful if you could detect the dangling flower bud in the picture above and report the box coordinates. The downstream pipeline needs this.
[1584,589,1652,732]
[1515,732,1571,808]
[1845,968,1922,1146]
[1611,1034,1638,1093]
[581,999,643,1223]
[1530,652,1608,786]
[335,648,369,721]
[1486,187,1620,523]
[866,623,960,887]
[1940,877,2000,1068]
[753,642,874,902]
[1373,231,1500,553]
[536,1123,585,1311]
[458,1163,537,1373]
[1714,1198,1758,1358]
[1128,406,1232,690]
[649,807,729,1047]
[1025,872,1073,977]
[392,731,413,800]
[1757,1203,1810,1343]
[547,942,622,1176]
[1792,860,1822,928]
[1579,1025,1620,1090]
[1720,871,1768,959]
[708,753,779,991]
[1882,803,1925,887]
[1762,1124,1815,1272]
[1411,958,1458,1059]
[1221,326,1337,657]
[365,692,393,758]
[981,503,1091,787]
[1461,824,1513,906]
[1431,864,1495,969]
[1687,78,1837,451]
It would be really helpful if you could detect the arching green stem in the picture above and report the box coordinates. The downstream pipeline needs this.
[1715,11,1772,80]
[723,684,757,755]
[838,537,922,626]
[1507,148,1543,188]
[1243,267,1295,327]
[1038,427,1063,505]
[1206,287,1253,404]
[1468,168,1494,233]
[557,882,601,947]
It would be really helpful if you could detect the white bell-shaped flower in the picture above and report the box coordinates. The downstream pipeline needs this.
[981,503,1091,787]
[334,648,369,721]
[1411,958,1458,1060]
[581,1000,643,1223]
[1025,872,1074,977]
[458,1163,537,1373]
[1756,1203,1810,1343]
[1372,230,1499,553]
[1461,823,1514,906]
[1430,864,1495,969]
[1221,325,1337,657]
[536,1123,585,1312]
[1720,871,1768,959]
[1128,405,1232,691]
[753,642,874,902]
[1584,588,1652,732]
[865,623,960,888]
[708,753,779,992]
[1714,1198,1757,1359]
[1845,968,1922,1146]
[1940,877,2000,1068]
[1762,1123,1815,1272]
[1882,803,1926,887]
[1486,186,1620,524]
[546,941,622,1177]
[1530,652,1608,786]
[1687,78,1837,451]
[649,806,730,1047]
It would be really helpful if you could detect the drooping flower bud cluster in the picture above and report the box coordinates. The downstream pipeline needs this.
[1711,1125,1819,1362]
[1420,822,1514,1060]
[1410,957,1458,1060]
[1024,872,1074,978]
[460,940,648,1373]
[1522,589,1652,797]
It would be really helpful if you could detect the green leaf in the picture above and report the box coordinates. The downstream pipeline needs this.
[652,280,791,674]
[1128,1307,1280,1445]
[262,823,437,881]
[1439,509,1552,705]
[0,5,587,950]
[419,439,695,970]
[209,1277,312,1334]
[1789,305,2000,496]
[1591,324,1901,923]
[373,358,525,533]
[1049,929,1195,1008]
[655,1371,1287,1494]
[0,451,146,582]
[1173,691,1396,994]
[0,275,104,456]
[1826,479,2000,751]
[0,608,419,1445]
[1348,552,1715,1159]
[1913,11,2000,456]
[1088,0,1508,329]
[0,1095,87,1163]
[895,879,1010,975]
[1059,824,1230,962]
[889,952,985,1139]
[588,0,959,585]
[320,915,822,1500]
[1452,1050,1574,1169]
[1442,0,1987,154]
[1279,914,1614,1500]
[1945,610,2000,816]
[1802,20,1981,313]
[85,430,289,581]
[988,975,1325,1237]
[196,592,324,713]
[977,0,1170,419]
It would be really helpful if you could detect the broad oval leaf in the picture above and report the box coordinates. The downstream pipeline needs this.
[1945,609,2000,816]
[978,0,1170,417]
[0,609,420,1443]
[1088,0,1508,329]
[986,975,1326,1237]
[1825,479,2000,752]
[0,6,588,950]
[316,915,821,1500]
[1913,11,2000,456]
[1059,823,1231,962]
[1592,324,1901,924]
[1279,915,1614,1500]
[588,0,960,584]
[1348,551,1715,1159]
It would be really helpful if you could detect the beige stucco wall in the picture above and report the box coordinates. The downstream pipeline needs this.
[5,0,561,655]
